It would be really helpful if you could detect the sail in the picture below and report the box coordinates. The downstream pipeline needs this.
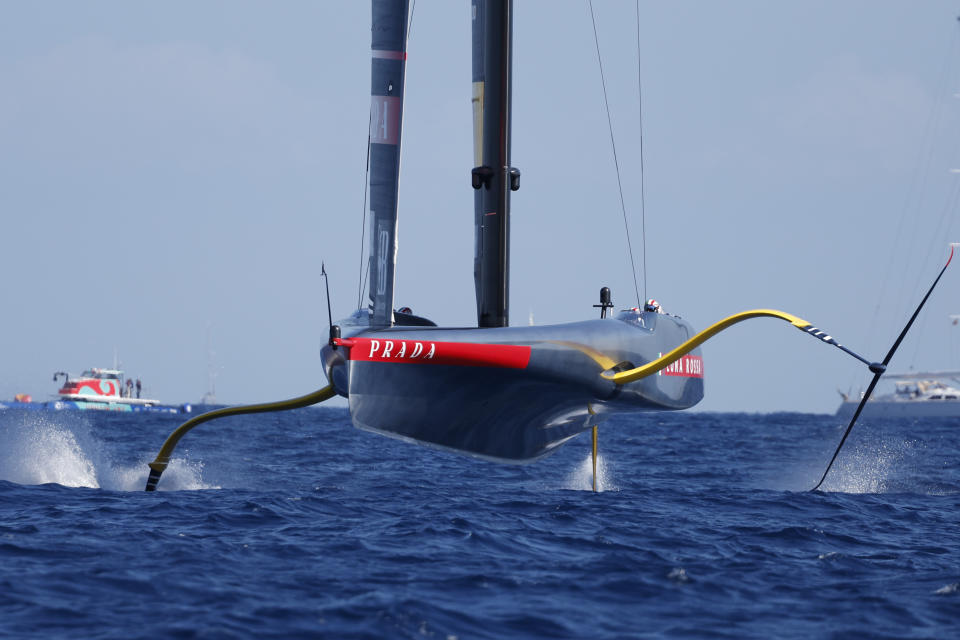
[472,0,518,328]
[368,0,410,328]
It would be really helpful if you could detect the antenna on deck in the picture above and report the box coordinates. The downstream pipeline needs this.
[322,263,340,349]
[594,286,614,319]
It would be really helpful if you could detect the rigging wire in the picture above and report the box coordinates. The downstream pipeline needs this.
[896,20,960,370]
[895,25,960,366]
[356,133,372,309]
[589,0,642,308]
[906,172,960,365]
[903,20,960,284]
[846,19,960,391]
[408,0,416,40]
[635,0,648,303]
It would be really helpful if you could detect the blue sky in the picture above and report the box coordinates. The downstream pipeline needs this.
[1,1,958,412]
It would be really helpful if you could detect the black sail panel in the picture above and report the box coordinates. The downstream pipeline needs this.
[472,0,516,328]
[368,0,409,328]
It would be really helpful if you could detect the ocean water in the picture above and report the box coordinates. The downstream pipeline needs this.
[0,407,957,639]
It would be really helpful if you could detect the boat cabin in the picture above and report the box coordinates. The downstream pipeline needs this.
[893,379,960,401]
[55,368,125,399]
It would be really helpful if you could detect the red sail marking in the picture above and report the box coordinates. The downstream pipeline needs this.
[659,354,704,378]
[335,338,531,369]
[371,50,407,60]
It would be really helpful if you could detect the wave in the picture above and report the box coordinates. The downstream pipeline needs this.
[0,411,214,491]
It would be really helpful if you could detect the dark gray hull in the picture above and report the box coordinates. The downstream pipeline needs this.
[322,310,704,462]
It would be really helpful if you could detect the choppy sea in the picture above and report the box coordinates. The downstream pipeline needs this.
[0,406,958,639]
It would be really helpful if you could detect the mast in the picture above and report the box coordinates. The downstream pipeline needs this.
[472,0,519,328]
[368,0,410,328]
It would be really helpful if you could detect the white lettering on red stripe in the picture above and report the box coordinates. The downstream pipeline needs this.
[657,353,704,378]
[337,337,531,369]
[365,339,434,360]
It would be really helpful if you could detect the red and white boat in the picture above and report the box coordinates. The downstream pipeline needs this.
[1,368,192,414]
[52,368,162,409]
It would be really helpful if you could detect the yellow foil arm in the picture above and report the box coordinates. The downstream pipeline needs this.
[603,309,811,385]
[145,385,336,491]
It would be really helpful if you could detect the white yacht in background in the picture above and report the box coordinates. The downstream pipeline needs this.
[837,371,960,419]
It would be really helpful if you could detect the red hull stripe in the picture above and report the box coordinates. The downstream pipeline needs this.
[659,354,704,378]
[335,338,531,369]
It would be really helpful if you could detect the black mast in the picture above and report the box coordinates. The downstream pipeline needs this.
[471,0,519,328]
[368,0,409,328]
